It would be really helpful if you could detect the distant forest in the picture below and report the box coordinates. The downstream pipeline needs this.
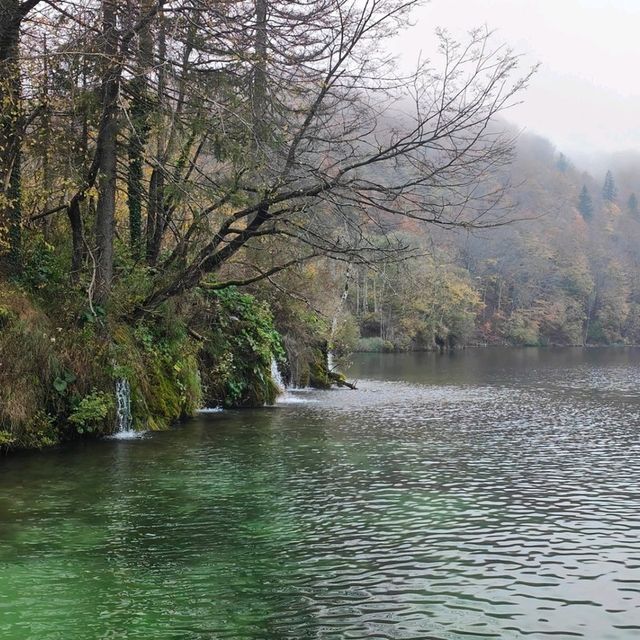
[342,131,640,351]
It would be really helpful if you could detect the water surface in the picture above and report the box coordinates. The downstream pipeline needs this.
[1,347,640,639]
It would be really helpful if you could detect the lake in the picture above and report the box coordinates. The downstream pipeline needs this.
[1,347,640,639]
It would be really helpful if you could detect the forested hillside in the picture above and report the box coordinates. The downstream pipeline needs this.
[345,132,640,350]
[0,0,533,449]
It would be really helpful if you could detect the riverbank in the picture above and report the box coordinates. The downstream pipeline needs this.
[0,279,333,452]
[2,257,631,454]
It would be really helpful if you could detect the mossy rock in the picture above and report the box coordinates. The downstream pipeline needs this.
[308,345,331,389]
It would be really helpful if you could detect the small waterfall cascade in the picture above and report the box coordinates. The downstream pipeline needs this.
[327,350,335,372]
[115,378,133,433]
[270,357,286,393]
[270,355,317,404]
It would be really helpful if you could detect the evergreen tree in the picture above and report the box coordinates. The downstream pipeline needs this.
[556,153,569,172]
[602,170,617,202]
[578,185,594,219]
[628,193,639,218]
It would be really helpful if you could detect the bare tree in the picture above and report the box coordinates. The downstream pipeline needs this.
[18,0,532,315]
[131,2,533,315]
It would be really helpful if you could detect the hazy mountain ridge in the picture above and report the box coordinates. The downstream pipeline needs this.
[346,129,640,350]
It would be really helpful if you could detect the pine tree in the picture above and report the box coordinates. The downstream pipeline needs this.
[578,185,594,219]
[556,153,569,172]
[602,170,617,202]
[628,193,639,218]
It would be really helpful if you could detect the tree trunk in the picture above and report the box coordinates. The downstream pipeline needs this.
[127,0,154,259]
[41,34,53,240]
[0,3,22,275]
[127,78,149,259]
[146,13,165,265]
[94,0,120,303]
[252,0,268,150]
[6,144,21,274]
[67,198,84,282]
[146,166,165,264]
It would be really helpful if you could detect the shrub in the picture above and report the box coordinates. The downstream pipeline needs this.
[356,337,394,352]
[68,391,114,434]
[506,312,540,346]
[197,287,284,407]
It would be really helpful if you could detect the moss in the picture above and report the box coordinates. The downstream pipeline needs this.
[308,344,331,389]
[0,281,204,450]
[110,317,202,431]
[197,288,284,408]
[0,279,307,452]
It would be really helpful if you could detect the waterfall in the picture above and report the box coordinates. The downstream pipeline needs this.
[270,357,285,393]
[327,350,334,372]
[270,355,316,405]
[115,378,132,433]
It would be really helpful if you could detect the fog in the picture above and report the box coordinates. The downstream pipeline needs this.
[392,0,640,158]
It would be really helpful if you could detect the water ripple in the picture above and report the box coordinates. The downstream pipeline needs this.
[1,349,640,638]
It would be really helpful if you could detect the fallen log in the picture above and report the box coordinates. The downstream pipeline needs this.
[329,371,357,390]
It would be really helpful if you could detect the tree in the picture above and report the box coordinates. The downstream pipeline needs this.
[26,0,165,287]
[93,0,120,303]
[556,152,569,172]
[602,170,617,203]
[126,0,156,259]
[0,0,42,275]
[132,15,534,315]
[628,193,638,218]
[16,1,532,316]
[578,185,594,220]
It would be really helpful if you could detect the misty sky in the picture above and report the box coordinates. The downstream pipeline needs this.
[394,0,640,157]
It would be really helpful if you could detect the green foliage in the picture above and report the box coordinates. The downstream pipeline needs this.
[350,259,482,351]
[602,170,617,203]
[20,235,67,294]
[308,345,331,389]
[199,287,284,407]
[111,315,202,430]
[19,411,58,449]
[0,278,203,448]
[69,391,114,434]
[578,185,594,220]
[0,304,11,328]
[81,306,106,325]
[53,370,77,395]
[0,430,16,448]
[330,313,360,357]
[506,312,540,347]
[109,240,156,311]
[556,153,569,172]
[628,193,639,219]
[356,337,394,352]
[265,280,333,389]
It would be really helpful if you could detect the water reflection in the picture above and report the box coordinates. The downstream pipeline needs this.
[1,348,640,638]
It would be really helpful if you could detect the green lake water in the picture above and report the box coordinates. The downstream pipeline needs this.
[1,347,640,639]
